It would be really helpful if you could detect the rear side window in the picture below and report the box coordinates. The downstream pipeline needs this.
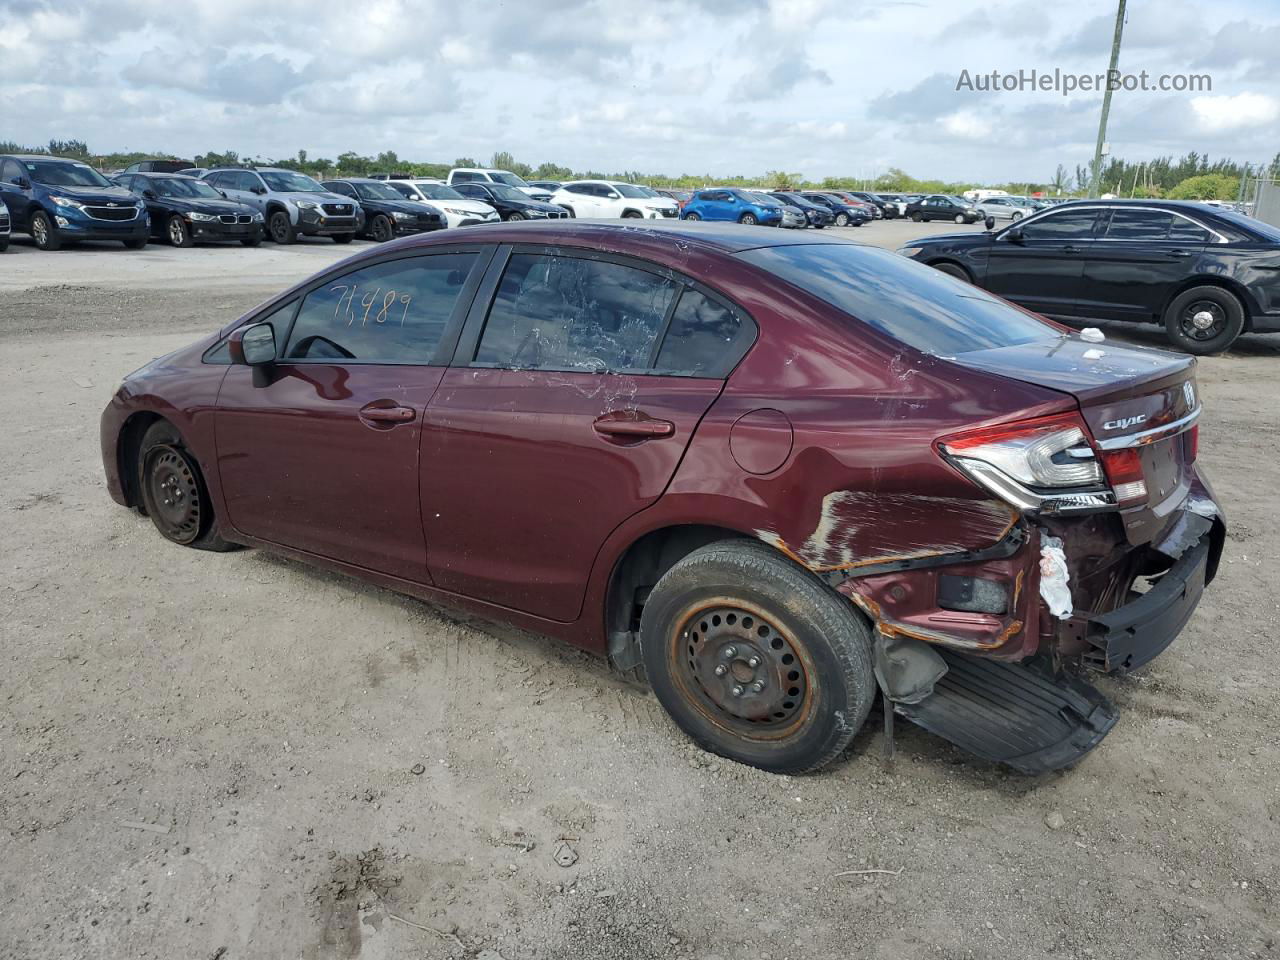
[737,244,1058,357]
[452,171,482,183]
[475,254,677,371]
[1105,209,1173,240]
[1019,208,1099,239]
[1168,217,1213,242]
[655,290,745,376]
[283,254,478,363]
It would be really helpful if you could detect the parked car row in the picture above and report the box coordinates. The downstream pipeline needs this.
[675,188,889,229]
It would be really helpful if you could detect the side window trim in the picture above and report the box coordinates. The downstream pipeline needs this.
[278,246,497,366]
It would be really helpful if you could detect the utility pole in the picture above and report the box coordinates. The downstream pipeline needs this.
[1088,0,1127,198]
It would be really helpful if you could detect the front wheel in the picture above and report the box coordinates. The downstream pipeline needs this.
[683,212,701,221]
[369,214,394,242]
[1011,211,1024,221]
[910,211,922,223]
[640,540,876,774]
[123,237,148,250]
[505,212,525,222]
[954,214,965,224]
[332,233,354,244]
[137,421,240,551]
[31,210,62,250]
[1163,285,1246,355]
[167,215,192,247]
[268,211,297,244]
[739,212,757,225]
[835,213,849,227]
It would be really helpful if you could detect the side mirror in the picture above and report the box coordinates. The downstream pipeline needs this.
[252,185,267,195]
[17,177,30,189]
[606,191,620,199]
[228,322,277,367]
[1005,226,1024,243]
[219,190,228,199]
[143,190,157,200]
[984,215,996,231]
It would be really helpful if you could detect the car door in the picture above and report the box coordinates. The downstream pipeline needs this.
[982,206,1102,317]
[0,158,33,230]
[420,247,731,621]
[214,248,490,580]
[1080,208,1212,322]
[453,182,494,212]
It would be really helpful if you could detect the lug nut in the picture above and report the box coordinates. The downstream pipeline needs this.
[722,645,737,659]
[750,680,765,692]
[714,664,728,677]
[747,656,761,668]
[730,684,744,697]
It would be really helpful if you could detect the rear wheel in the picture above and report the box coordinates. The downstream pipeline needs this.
[332,233,354,244]
[31,211,61,250]
[1163,285,1246,355]
[137,421,239,551]
[167,215,192,247]
[910,211,922,222]
[369,214,394,242]
[683,212,701,221]
[835,213,849,227]
[640,540,875,774]
[268,210,296,244]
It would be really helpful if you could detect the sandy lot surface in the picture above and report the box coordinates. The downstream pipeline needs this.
[2,223,1278,960]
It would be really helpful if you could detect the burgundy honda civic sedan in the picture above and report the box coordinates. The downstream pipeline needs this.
[101,221,1223,775]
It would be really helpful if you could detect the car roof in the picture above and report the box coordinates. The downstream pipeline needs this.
[135,172,198,179]
[5,154,88,162]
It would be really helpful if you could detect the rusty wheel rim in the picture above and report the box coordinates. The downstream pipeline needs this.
[669,600,813,741]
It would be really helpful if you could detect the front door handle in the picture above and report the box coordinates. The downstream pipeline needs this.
[1165,248,1190,259]
[359,402,416,426]
[1062,244,1083,254]
[593,413,675,439]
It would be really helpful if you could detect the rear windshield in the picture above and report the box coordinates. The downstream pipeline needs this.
[1211,209,1280,243]
[737,243,1060,356]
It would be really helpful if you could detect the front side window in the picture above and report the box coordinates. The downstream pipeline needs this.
[737,244,1058,357]
[475,254,677,371]
[284,254,478,363]
[1018,208,1099,240]
[1105,209,1174,240]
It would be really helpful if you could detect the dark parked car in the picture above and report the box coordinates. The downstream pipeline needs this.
[656,188,694,210]
[100,221,1222,777]
[847,190,897,219]
[0,198,9,252]
[768,191,834,228]
[0,154,149,250]
[798,192,868,227]
[322,178,445,241]
[450,182,571,221]
[114,173,263,247]
[899,199,1280,354]
[121,159,194,174]
[906,194,981,224]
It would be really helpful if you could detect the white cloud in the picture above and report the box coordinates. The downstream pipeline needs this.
[940,110,993,140]
[1189,92,1279,132]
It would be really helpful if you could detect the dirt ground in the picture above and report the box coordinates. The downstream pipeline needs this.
[2,224,1278,960]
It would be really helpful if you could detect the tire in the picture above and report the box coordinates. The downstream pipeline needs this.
[954,214,965,224]
[683,212,701,221]
[622,210,644,219]
[167,215,192,247]
[910,211,922,223]
[0,238,8,252]
[931,261,972,282]
[1162,285,1246,355]
[738,213,758,225]
[268,210,296,244]
[31,210,61,251]
[137,421,240,552]
[835,213,849,227]
[369,214,394,243]
[505,212,525,222]
[1011,211,1024,221]
[640,540,876,774]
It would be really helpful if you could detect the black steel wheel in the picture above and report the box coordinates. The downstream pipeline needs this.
[641,540,875,773]
[268,210,296,244]
[1163,285,1245,355]
[369,214,394,242]
[136,421,239,551]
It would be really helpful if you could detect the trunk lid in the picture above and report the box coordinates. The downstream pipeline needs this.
[950,336,1199,544]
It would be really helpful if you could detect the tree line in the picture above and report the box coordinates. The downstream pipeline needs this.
[3,139,1277,201]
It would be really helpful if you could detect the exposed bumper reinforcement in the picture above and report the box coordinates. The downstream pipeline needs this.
[896,647,1117,774]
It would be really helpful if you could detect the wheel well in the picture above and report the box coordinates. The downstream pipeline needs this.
[621,208,644,218]
[604,524,751,674]
[1160,276,1257,328]
[927,258,973,282]
[265,202,290,220]
[117,412,165,508]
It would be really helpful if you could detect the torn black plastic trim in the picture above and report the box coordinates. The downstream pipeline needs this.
[821,521,1029,586]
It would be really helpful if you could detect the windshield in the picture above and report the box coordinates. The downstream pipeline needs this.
[636,186,659,197]
[260,171,325,193]
[353,181,406,201]
[747,192,779,206]
[418,184,466,201]
[151,178,222,199]
[737,244,1058,356]
[612,183,649,198]
[27,160,112,188]
[948,196,970,206]
[490,172,531,188]
[488,184,531,202]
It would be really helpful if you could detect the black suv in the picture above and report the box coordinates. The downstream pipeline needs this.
[121,159,194,174]
[905,194,981,223]
[321,179,445,241]
[899,199,1280,354]
[114,173,264,246]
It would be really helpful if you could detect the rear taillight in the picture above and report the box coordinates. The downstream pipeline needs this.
[938,412,1114,514]
[1097,447,1147,505]
[1185,423,1199,462]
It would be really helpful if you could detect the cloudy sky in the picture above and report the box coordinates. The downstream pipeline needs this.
[2,0,1277,183]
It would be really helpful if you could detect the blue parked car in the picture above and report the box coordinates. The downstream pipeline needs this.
[680,188,784,226]
[0,154,150,250]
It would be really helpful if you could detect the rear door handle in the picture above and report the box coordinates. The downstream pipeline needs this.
[1062,244,1083,254]
[1165,248,1190,259]
[359,402,416,426]
[593,413,675,439]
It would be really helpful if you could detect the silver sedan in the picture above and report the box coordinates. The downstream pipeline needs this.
[975,196,1037,221]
